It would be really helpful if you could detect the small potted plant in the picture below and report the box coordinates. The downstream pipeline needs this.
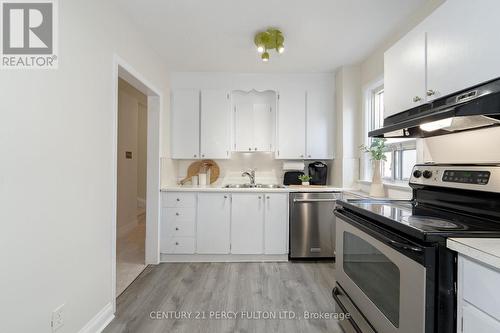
[360,138,387,197]
[298,174,312,186]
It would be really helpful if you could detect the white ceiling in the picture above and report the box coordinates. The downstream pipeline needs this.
[117,0,426,73]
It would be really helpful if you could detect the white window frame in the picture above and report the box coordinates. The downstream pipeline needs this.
[361,77,417,183]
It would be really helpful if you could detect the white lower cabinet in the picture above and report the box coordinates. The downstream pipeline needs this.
[161,191,289,258]
[231,193,264,254]
[458,255,500,333]
[196,193,231,254]
[264,193,288,254]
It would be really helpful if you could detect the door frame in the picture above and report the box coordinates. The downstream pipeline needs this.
[111,55,162,311]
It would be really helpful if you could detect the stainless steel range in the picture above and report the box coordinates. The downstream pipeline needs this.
[333,164,500,333]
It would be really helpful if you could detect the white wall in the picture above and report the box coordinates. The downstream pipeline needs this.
[0,1,172,332]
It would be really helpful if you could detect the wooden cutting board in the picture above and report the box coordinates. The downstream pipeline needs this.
[179,159,220,185]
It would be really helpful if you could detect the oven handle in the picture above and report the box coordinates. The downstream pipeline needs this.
[387,239,423,253]
[293,198,338,203]
[335,210,427,262]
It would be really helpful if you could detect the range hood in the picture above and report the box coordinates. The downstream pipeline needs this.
[369,77,500,138]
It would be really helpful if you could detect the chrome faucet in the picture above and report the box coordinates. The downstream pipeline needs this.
[242,169,256,185]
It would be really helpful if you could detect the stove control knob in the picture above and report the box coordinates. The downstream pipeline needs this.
[413,170,422,178]
[423,170,433,179]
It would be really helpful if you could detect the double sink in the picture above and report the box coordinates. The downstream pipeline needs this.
[224,184,285,189]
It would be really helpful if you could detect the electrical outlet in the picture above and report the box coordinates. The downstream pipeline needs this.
[51,304,64,332]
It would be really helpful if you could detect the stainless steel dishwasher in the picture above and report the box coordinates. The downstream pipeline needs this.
[289,192,341,259]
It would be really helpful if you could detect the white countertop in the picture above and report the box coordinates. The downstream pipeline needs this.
[161,185,344,193]
[447,238,500,269]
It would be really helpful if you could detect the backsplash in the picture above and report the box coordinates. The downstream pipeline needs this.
[173,152,332,185]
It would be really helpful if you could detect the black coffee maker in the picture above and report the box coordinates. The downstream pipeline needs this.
[308,161,328,185]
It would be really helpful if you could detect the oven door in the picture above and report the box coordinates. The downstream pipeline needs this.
[335,211,432,333]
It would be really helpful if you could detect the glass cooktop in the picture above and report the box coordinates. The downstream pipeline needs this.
[337,199,500,241]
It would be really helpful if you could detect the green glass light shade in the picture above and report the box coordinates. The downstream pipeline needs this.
[254,28,285,61]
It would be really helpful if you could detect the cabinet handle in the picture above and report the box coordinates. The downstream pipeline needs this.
[254,147,257,151]
[248,147,252,151]
[175,212,179,216]
[308,155,311,158]
[426,89,436,96]
[175,242,179,245]
[176,198,180,202]
[175,227,179,231]
[193,154,197,158]
[266,196,270,199]
[258,196,262,199]
[300,154,304,158]
[201,154,205,157]
[413,96,422,102]
[224,195,228,199]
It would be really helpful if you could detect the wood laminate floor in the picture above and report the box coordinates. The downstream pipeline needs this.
[104,262,342,333]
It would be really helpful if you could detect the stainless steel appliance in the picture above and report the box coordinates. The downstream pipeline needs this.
[289,192,341,259]
[370,77,500,138]
[333,164,500,333]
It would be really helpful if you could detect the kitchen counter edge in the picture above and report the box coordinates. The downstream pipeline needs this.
[447,238,500,270]
[161,186,344,193]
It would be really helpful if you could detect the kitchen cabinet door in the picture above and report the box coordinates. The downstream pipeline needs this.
[426,0,500,102]
[200,90,231,159]
[264,193,288,254]
[234,103,254,152]
[171,89,200,159]
[306,90,334,159]
[196,193,231,254]
[231,193,264,254]
[462,303,500,333]
[277,90,306,159]
[384,30,426,118]
[253,103,273,152]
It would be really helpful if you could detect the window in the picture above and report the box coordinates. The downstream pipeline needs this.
[362,80,417,182]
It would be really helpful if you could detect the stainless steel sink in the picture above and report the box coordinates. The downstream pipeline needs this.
[224,184,285,189]
[255,184,285,188]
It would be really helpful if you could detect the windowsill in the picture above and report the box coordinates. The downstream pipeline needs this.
[357,179,412,192]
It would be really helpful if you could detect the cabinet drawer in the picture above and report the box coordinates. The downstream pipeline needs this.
[463,257,500,319]
[463,302,500,333]
[165,219,195,237]
[166,207,195,222]
[162,237,195,254]
[163,192,196,208]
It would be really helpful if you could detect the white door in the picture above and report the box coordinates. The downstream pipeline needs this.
[200,90,231,159]
[277,90,306,159]
[231,193,264,254]
[426,0,500,101]
[253,103,273,152]
[234,103,254,152]
[306,90,334,159]
[264,193,288,254]
[197,193,231,254]
[171,89,200,159]
[384,30,426,118]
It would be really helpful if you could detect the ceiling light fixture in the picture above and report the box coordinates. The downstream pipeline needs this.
[254,28,285,62]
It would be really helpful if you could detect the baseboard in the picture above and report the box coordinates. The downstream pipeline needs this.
[160,253,288,263]
[78,302,114,333]
[137,197,146,208]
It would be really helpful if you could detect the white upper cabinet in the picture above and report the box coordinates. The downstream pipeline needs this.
[231,193,264,254]
[277,90,306,159]
[232,90,275,152]
[171,89,200,159]
[200,90,231,159]
[196,193,231,254]
[306,90,335,159]
[425,0,500,101]
[384,29,426,118]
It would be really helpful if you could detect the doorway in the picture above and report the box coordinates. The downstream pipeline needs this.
[112,57,162,306]
[116,78,148,296]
